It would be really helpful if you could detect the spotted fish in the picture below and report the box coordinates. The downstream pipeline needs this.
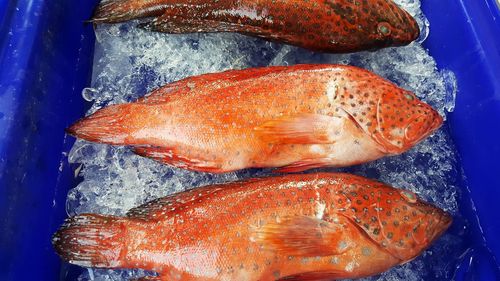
[91,0,420,53]
[52,173,452,280]
[67,64,443,173]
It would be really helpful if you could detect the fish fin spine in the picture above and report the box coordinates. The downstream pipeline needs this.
[52,214,127,268]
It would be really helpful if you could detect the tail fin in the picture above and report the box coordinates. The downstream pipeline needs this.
[52,214,126,268]
[66,104,136,145]
[91,0,166,23]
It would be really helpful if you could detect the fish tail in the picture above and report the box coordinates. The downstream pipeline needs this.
[66,104,137,145]
[52,214,127,268]
[91,0,166,23]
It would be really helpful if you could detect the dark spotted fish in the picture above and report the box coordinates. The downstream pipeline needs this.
[67,64,443,173]
[52,173,452,281]
[91,0,420,53]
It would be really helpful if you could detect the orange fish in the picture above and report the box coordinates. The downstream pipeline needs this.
[91,0,419,53]
[52,173,452,280]
[68,65,443,173]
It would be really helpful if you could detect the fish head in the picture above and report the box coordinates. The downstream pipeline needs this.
[380,189,453,262]
[372,89,443,153]
[339,180,452,263]
[324,0,420,50]
[360,0,420,49]
[335,70,443,154]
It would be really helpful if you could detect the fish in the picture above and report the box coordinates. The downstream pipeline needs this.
[90,0,420,53]
[52,173,452,281]
[67,64,443,173]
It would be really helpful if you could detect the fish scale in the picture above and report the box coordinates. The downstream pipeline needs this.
[52,173,452,280]
[91,0,420,52]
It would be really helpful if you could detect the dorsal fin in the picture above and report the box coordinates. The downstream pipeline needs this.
[126,185,226,221]
[136,66,291,104]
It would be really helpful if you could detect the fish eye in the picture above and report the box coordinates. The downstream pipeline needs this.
[400,190,417,203]
[377,22,392,36]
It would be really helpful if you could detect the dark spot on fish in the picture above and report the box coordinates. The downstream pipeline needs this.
[362,247,372,256]
[405,93,414,100]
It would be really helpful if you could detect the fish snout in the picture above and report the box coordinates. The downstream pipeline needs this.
[427,209,453,243]
[398,10,420,43]
[403,107,443,146]
[380,4,420,47]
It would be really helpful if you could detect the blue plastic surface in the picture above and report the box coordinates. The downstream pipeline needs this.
[0,1,98,280]
[0,0,499,280]
[421,0,500,279]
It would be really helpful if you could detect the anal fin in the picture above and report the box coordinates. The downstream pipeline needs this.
[277,271,346,281]
[275,158,333,173]
[133,146,223,173]
[132,276,164,281]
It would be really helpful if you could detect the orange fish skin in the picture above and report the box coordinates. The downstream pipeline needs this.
[52,173,452,281]
[91,0,419,53]
[67,64,443,173]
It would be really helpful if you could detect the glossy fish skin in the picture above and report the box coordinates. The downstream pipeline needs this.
[52,173,452,281]
[67,64,443,173]
[91,0,420,53]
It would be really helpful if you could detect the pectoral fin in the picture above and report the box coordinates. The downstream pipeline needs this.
[255,216,351,257]
[255,115,340,144]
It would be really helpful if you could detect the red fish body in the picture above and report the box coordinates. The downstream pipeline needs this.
[68,65,443,173]
[53,173,452,280]
[92,0,420,53]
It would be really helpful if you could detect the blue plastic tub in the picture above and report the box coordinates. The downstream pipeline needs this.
[1,1,499,280]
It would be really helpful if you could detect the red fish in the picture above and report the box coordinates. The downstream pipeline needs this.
[91,0,420,53]
[53,173,452,280]
[67,64,443,173]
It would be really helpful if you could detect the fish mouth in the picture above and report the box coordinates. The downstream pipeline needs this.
[403,112,443,146]
[387,7,421,46]
[428,210,453,243]
[402,9,421,43]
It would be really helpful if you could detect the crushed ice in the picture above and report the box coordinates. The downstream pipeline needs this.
[67,0,463,280]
